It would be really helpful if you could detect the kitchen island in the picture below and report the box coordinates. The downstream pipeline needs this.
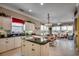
[21,37,50,56]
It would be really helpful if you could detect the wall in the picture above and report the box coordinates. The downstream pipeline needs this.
[0,7,39,23]
[0,7,41,34]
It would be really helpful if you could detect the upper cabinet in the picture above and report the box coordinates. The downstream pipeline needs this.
[25,22,35,31]
[0,16,12,31]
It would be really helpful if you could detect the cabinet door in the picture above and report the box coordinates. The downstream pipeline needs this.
[21,40,28,56]
[25,22,35,31]
[40,43,50,56]
[9,38,15,50]
[6,38,15,51]
[26,41,33,56]
[22,40,40,56]
[0,39,6,53]
[27,42,40,56]
[22,40,35,56]
[21,40,25,56]
[31,43,40,56]
[0,16,11,30]
[14,37,21,48]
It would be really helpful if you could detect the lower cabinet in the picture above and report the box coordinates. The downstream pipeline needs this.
[31,45,40,56]
[14,37,21,48]
[6,38,15,51]
[0,38,15,53]
[0,38,6,53]
[22,40,50,56]
[40,43,50,56]
[22,40,40,56]
[27,42,40,56]
[22,40,28,56]
[0,37,22,53]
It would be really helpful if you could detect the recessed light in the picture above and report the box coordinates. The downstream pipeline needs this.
[40,3,44,5]
[57,23,61,25]
[28,9,32,12]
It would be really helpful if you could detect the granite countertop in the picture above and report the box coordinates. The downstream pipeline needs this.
[27,40,49,45]
[0,35,25,39]
[23,37,49,45]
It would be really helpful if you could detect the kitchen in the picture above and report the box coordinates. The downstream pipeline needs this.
[0,3,79,56]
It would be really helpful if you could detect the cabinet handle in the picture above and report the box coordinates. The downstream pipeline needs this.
[23,41,25,42]
[6,39,8,40]
[23,44,26,46]
[6,41,8,43]
[32,44,34,46]
[32,48,35,51]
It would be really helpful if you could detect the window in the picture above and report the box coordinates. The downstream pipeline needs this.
[12,26,23,33]
[61,26,67,31]
[56,26,60,31]
[12,23,24,34]
[40,25,44,30]
[61,25,73,31]
[52,25,73,34]
[40,25,48,31]
[52,26,60,31]
[67,26,73,31]
[40,25,49,35]
[52,27,55,31]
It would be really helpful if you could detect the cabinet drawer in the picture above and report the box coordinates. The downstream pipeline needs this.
[27,41,40,56]
[31,47,40,56]
[22,41,41,56]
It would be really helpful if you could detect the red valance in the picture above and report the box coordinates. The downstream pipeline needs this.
[12,18,25,24]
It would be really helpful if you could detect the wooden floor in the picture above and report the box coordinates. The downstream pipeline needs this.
[0,39,79,56]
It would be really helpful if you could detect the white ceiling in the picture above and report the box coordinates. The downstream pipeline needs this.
[1,3,76,24]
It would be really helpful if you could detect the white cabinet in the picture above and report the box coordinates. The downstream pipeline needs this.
[22,39,50,56]
[0,16,11,31]
[22,40,28,56]
[26,41,40,56]
[40,43,50,56]
[0,38,15,53]
[14,37,22,48]
[0,38,6,53]
[25,22,35,31]
[22,40,40,56]
[0,37,22,53]
[30,43,40,56]
[6,38,15,51]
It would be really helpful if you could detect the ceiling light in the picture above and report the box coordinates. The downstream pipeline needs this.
[40,3,44,5]
[57,23,61,25]
[28,9,32,12]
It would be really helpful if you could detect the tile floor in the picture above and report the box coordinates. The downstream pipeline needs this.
[49,39,77,56]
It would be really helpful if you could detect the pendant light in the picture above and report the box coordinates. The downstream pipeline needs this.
[45,13,52,27]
